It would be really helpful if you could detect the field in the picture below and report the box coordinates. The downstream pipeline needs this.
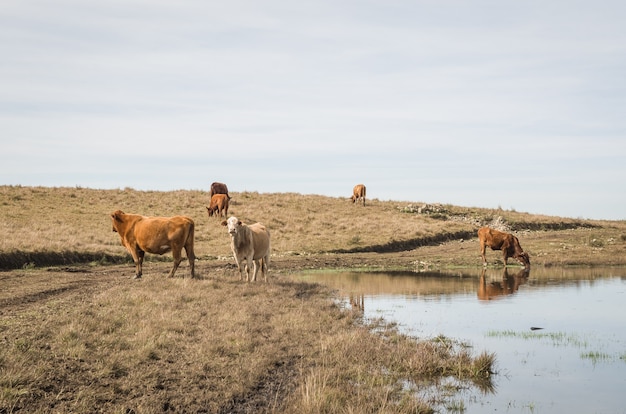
[1,185,625,413]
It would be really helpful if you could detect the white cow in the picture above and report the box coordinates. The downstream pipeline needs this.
[221,216,271,282]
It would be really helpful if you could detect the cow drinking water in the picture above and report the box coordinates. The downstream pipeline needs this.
[478,226,530,269]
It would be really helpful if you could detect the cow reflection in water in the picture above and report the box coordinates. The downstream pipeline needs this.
[349,293,365,311]
[478,268,530,301]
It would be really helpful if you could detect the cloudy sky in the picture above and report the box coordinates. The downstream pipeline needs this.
[2,1,625,219]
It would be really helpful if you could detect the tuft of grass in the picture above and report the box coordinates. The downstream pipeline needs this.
[486,330,588,348]
[581,351,612,364]
[588,237,605,248]
[487,330,626,364]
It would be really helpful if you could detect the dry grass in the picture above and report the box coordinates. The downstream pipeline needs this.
[2,185,623,269]
[1,185,625,412]
[0,264,493,413]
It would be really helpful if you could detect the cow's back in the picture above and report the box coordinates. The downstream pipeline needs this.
[135,216,193,253]
[478,227,493,242]
[210,194,228,208]
[478,227,506,249]
[353,184,365,197]
[209,182,229,198]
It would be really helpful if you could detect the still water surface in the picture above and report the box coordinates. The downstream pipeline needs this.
[293,267,626,413]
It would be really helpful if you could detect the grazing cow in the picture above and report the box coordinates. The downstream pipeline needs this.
[110,210,195,279]
[478,226,530,269]
[221,216,270,282]
[477,268,529,301]
[351,184,366,206]
[206,194,229,218]
[209,182,230,200]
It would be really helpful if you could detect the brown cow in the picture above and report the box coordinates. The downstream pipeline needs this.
[351,184,366,206]
[478,226,530,269]
[206,194,229,218]
[209,182,230,200]
[477,268,530,301]
[222,216,270,282]
[110,210,195,279]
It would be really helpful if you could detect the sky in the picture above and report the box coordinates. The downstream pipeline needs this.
[1,1,625,220]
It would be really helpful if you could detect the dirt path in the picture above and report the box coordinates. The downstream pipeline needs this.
[0,266,124,315]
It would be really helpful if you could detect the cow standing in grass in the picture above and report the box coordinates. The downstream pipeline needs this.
[222,216,270,282]
[110,210,196,279]
[351,184,366,206]
[478,226,530,269]
[206,194,229,218]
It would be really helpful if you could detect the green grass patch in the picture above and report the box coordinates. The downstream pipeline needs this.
[487,330,626,363]
[486,330,588,347]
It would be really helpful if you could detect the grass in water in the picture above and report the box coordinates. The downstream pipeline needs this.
[486,330,626,363]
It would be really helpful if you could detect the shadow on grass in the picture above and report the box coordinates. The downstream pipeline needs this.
[0,251,129,270]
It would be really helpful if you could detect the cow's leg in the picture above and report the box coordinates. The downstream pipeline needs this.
[501,242,512,267]
[232,252,244,280]
[480,242,487,266]
[502,251,509,267]
[251,259,259,282]
[133,249,145,279]
[169,260,181,278]
[185,247,195,278]
[245,257,253,282]
[261,256,268,282]
[169,248,182,278]
[235,261,244,280]
[167,238,187,278]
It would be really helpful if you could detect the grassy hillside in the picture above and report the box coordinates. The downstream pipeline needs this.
[1,185,624,413]
[1,185,624,269]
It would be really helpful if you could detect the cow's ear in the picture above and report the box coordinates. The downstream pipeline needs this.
[221,220,227,226]
[206,206,210,211]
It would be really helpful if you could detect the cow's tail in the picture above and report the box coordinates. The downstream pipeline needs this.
[264,232,271,268]
[186,220,196,261]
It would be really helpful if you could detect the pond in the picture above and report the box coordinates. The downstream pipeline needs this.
[292,266,626,413]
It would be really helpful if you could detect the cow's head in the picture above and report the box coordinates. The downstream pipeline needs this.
[206,206,214,217]
[516,252,531,269]
[110,210,124,232]
[222,216,242,235]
